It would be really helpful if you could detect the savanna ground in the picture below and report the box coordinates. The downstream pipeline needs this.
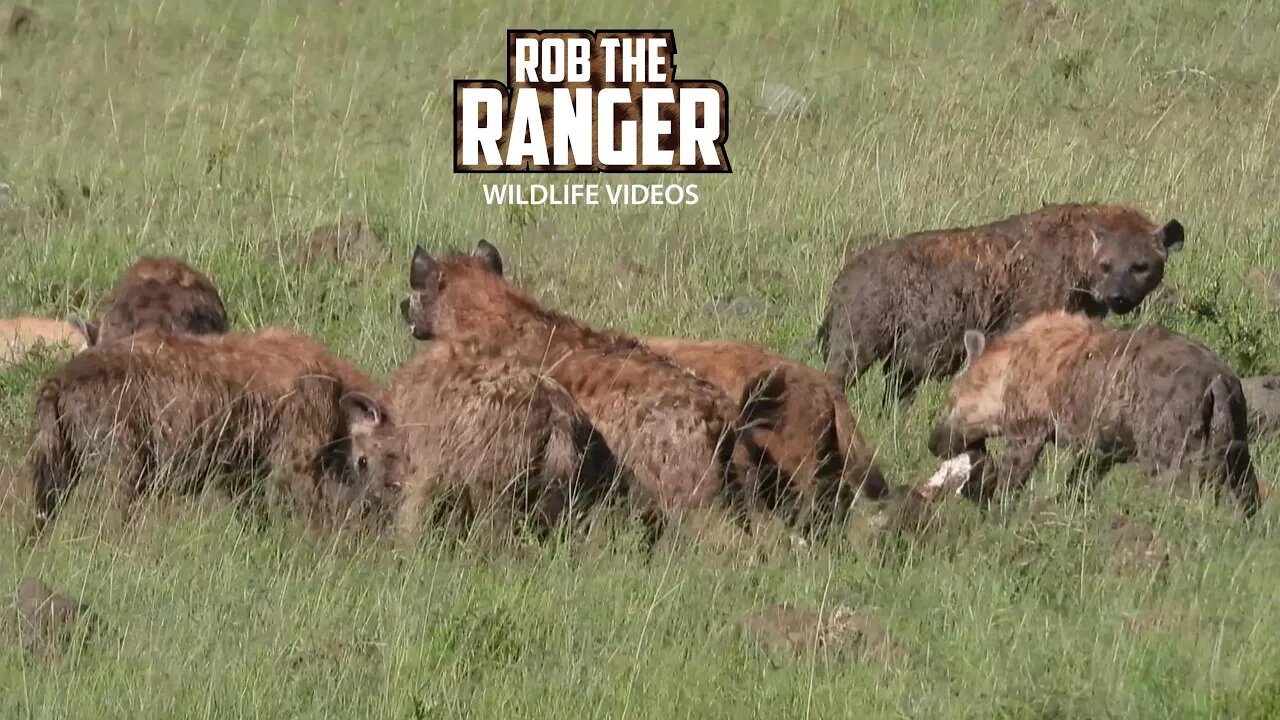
[2,0,1280,717]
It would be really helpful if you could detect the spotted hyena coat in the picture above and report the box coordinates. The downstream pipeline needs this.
[927,312,1260,516]
[340,339,621,542]
[90,256,229,345]
[455,30,729,172]
[398,241,780,535]
[641,336,890,534]
[819,203,1185,403]
[26,328,379,538]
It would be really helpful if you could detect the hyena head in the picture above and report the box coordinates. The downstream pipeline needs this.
[400,239,505,341]
[339,392,406,510]
[1087,218,1184,315]
[927,330,1010,458]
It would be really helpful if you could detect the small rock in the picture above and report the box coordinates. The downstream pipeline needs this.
[1242,376,1280,438]
[1246,268,1280,307]
[3,5,38,37]
[759,81,811,120]
[13,577,97,658]
[742,604,905,667]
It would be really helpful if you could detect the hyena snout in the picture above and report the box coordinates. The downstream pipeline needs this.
[927,417,973,458]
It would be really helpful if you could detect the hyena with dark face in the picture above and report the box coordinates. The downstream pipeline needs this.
[81,256,229,346]
[339,339,621,543]
[641,336,891,536]
[819,203,1185,403]
[26,328,380,538]
[927,312,1260,516]
[398,241,782,539]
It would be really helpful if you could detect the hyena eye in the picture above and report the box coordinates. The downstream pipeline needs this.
[1100,261,1113,273]
[357,456,369,472]
[1131,262,1149,274]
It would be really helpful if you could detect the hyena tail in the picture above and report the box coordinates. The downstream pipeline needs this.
[542,413,622,533]
[27,382,78,541]
[1204,375,1260,518]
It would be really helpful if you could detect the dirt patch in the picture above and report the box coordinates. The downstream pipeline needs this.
[11,577,100,660]
[3,5,38,38]
[610,259,649,289]
[290,220,388,269]
[1101,513,1169,575]
[742,603,907,667]
[1241,375,1280,440]
[1246,268,1280,307]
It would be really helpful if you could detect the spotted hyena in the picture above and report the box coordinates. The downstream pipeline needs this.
[340,339,621,543]
[26,328,380,538]
[398,240,781,539]
[86,256,229,345]
[927,312,1260,516]
[819,203,1185,403]
[641,336,890,536]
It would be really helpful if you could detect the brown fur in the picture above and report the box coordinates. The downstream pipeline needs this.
[928,312,1260,516]
[341,339,620,542]
[641,336,890,534]
[91,256,229,345]
[399,241,780,536]
[819,203,1184,403]
[25,328,378,538]
[0,317,89,368]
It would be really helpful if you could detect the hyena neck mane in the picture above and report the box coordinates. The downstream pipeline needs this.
[440,257,660,362]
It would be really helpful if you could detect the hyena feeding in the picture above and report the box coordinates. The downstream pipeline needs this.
[927,312,1260,516]
[26,328,380,538]
[819,203,1185,403]
[85,256,230,345]
[340,339,621,543]
[398,241,782,540]
[641,336,891,536]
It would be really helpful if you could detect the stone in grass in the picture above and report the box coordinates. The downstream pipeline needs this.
[705,295,770,319]
[12,577,100,659]
[295,220,388,269]
[759,81,811,120]
[1242,376,1280,439]
[742,603,906,667]
[3,5,39,37]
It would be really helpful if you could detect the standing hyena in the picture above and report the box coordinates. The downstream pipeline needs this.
[398,240,782,539]
[641,336,891,536]
[26,328,380,538]
[339,339,621,543]
[84,256,230,345]
[818,203,1185,403]
[927,312,1260,516]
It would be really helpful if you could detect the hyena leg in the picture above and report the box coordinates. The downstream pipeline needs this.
[825,339,876,393]
[1062,451,1120,504]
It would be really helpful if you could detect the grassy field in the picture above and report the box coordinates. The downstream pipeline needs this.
[3,0,1280,716]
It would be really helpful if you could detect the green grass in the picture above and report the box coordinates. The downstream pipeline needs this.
[3,0,1280,716]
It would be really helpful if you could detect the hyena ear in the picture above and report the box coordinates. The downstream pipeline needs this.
[473,239,504,276]
[340,392,386,431]
[1159,220,1185,254]
[66,315,98,348]
[962,330,986,366]
[409,245,440,291]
